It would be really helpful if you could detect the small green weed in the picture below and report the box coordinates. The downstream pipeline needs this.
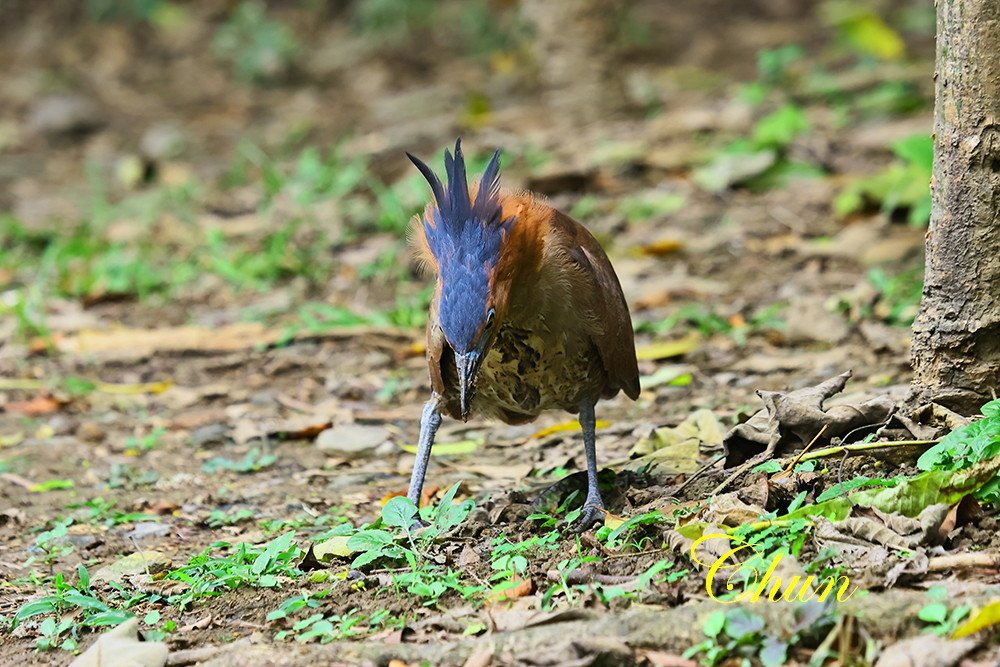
[27,519,74,571]
[124,427,166,453]
[542,557,683,610]
[867,267,923,326]
[816,475,901,502]
[918,398,1000,505]
[67,497,160,526]
[107,463,159,489]
[638,303,785,346]
[274,608,403,644]
[352,0,437,39]
[836,134,933,225]
[212,0,298,84]
[595,510,665,551]
[275,290,432,346]
[618,191,686,224]
[202,448,277,474]
[740,45,806,104]
[342,484,482,606]
[206,508,256,528]
[918,586,971,636]
[13,566,133,651]
[684,608,796,667]
[489,531,561,582]
[693,104,823,193]
[166,531,301,608]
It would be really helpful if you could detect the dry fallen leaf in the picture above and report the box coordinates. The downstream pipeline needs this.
[641,651,697,667]
[488,577,535,604]
[603,512,626,531]
[630,409,723,473]
[311,536,355,561]
[0,432,24,448]
[635,333,700,361]
[68,618,167,667]
[5,396,61,416]
[530,420,610,440]
[723,370,896,467]
[640,238,685,256]
[952,599,1000,639]
[398,439,482,456]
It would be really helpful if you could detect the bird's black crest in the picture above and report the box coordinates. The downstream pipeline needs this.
[407,139,513,353]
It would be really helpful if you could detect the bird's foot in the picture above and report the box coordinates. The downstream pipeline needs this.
[573,498,606,533]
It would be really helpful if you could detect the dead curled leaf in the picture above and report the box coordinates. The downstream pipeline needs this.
[5,395,62,416]
[723,370,896,467]
[68,618,167,667]
[635,333,700,362]
[629,409,723,474]
[487,578,534,604]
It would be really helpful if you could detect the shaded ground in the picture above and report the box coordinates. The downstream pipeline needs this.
[1,2,997,666]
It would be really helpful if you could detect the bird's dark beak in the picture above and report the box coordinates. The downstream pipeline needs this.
[454,350,481,421]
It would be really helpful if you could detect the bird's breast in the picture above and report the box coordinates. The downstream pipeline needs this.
[470,323,605,423]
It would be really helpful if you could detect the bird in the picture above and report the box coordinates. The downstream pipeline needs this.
[404,138,640,529]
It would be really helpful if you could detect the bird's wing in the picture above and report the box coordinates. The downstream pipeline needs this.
[548,209,641,400]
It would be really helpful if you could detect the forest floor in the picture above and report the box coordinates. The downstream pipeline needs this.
[0,3,997,666]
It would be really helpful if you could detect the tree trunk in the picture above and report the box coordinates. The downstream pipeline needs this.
[911,0,1000,413]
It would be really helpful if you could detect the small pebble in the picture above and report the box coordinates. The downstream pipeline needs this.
[76,420,106,443]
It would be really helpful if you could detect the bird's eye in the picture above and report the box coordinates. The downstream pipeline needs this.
[486,308,496,328]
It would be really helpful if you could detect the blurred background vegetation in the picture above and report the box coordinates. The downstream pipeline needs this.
[0,0,935,348]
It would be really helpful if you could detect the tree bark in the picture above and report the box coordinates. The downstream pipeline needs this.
[911,0,1000,413]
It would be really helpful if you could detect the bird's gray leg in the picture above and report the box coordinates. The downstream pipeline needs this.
[576,399,605,530]
[407,394,442,508]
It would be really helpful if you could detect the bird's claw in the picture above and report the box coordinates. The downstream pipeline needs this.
[573,502,605,533]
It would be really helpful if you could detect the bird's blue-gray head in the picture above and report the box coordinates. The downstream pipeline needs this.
[407,138,514,417]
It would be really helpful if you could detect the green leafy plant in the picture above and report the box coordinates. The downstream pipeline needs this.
[868,267,923,326]
[166,532,301,608]
[107,463,159,489]
[490,531,561,582]
[595,510,665,550]
[339,484,482,606]
[638,303,785,346]
[740,45,806,104]
[202,448,277,474]
[618,191,686,224]
[124,427,166,453]
[836,134,933,225]
[212,0,298,84]
[693,104,822,193]
[352,0,437,39]
[84,0,171,23]
[67,498,159,526]
[28,519,74,570]
[918,398,1000,504]
[684,608,796,667]
[206,509,256,528]
[918,587,972,635]
[816,475,901,502]
[13,566,133,651]
[273,608,402,643]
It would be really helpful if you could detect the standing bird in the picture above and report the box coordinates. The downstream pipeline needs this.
[405,139,640,529]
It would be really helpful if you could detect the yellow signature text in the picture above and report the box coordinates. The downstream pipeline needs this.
[690,533,858,604]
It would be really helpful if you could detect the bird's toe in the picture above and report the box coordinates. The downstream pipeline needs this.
[573,502,606,533]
